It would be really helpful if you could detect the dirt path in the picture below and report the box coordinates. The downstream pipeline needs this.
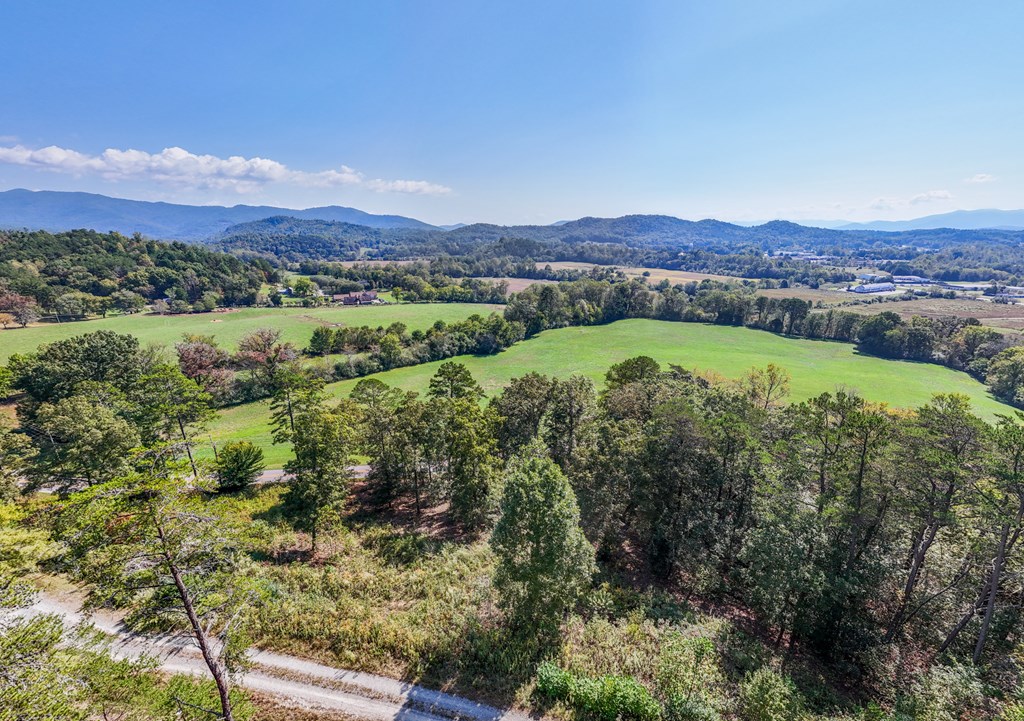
[24,591,531,721]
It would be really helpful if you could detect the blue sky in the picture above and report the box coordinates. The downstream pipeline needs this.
[1,0,1021,225]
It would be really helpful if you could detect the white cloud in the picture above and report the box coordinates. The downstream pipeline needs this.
[964,173,996,184]
[870,189,952,211]
[0,143,451,196]
[909,189,953,205]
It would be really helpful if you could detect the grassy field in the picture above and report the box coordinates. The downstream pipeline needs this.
[540,261,736,284]
[840,296,1024,332]
[209,319,1011,467]
[0,303,504,361]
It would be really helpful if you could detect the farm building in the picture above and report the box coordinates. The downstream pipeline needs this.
[892,275,931,284]
[850,282,897,294]
[333,291,379,305]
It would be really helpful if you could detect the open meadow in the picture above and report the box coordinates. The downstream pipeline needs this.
[0,302,504,361]
[209,318,1011,467]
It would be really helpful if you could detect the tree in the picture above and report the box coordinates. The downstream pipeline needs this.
[987,346,1024,406]
[34,396,141,491]
[216,441,266,492]
[427,361,484,400]
[176,334,233,402]
[0,421,35,501]
[58,460,259,721]
[742,364,791,411]
[0,501,82,720]
[9,330,142,416]
[349,378,410,505]
[110,289,147,314]
[307,326,334,356]
[282,401,357,554]
[605,356,661,389]
[544,375,597,471]
[489,372,554,459]
[490,451,596,632]
[132,363,215,480]
[269,367,325,444]
[234,328,298,395]
[429,396,499,531]
[0,312,13,329]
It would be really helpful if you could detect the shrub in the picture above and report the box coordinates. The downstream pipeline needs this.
[1000,703,1024,721]
[537,661,573,700]
[894,662,987,721]
[215,441,266,492]
[656,634,722,705]
[535,662,660,721]
[664,695,721,721]
[738,667,802,721]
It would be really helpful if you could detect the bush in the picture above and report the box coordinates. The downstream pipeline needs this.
[535,662,660,721]
[537,661,573,699]
[215,441,265,492]
[1001,703,1024,721]
[738,667,802,721]
[893,662,987,721]
[664,695,720,721]
[656,634,721,705]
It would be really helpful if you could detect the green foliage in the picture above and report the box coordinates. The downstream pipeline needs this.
[34,394,141,489]
[892,663,987,721]
[216,441,266,492]
[491,452,596,631]
[0,227,265,310]
[535,662,661,721]
[663,696,721,721]
[282,399,357,553]
[738,668,803,721]
[656,634,722,707]
[428,361,484,400]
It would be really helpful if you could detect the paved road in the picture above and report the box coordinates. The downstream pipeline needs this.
[24,591,530,721]
[257,465,371,485]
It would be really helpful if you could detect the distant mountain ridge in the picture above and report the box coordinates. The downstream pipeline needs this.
[0,188,436,241]
[837,209,1024,231]
[213,214,1024,262]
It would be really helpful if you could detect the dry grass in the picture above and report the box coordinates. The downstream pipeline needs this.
[473,277,557,292]
[756,287,851,305]
[538,262,736,284]
[840,297,1024,332]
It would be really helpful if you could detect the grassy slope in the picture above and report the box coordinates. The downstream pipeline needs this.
[0,303,504,361]
[210,319,1011,468]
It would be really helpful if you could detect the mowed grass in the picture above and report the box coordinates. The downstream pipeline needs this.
[209,319,1011,467]
[0,303,504,361]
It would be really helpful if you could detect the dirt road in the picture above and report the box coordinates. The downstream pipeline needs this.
[24,591,530,721]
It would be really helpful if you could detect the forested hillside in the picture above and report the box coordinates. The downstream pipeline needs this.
[0,228,273,320]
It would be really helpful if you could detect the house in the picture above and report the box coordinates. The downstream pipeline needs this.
[850,282,896,294]
[333,290,378,305]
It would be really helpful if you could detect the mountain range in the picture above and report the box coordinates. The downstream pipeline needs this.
[3,189,1024,254]
[0,188,435,241]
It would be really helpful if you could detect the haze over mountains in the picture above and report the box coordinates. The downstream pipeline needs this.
[2,190,1024,252]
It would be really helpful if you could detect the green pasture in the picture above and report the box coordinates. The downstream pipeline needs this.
[209,319,1011,468]
[0,303,503,361]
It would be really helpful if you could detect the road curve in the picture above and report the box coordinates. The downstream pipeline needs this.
[25,591,532,721]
